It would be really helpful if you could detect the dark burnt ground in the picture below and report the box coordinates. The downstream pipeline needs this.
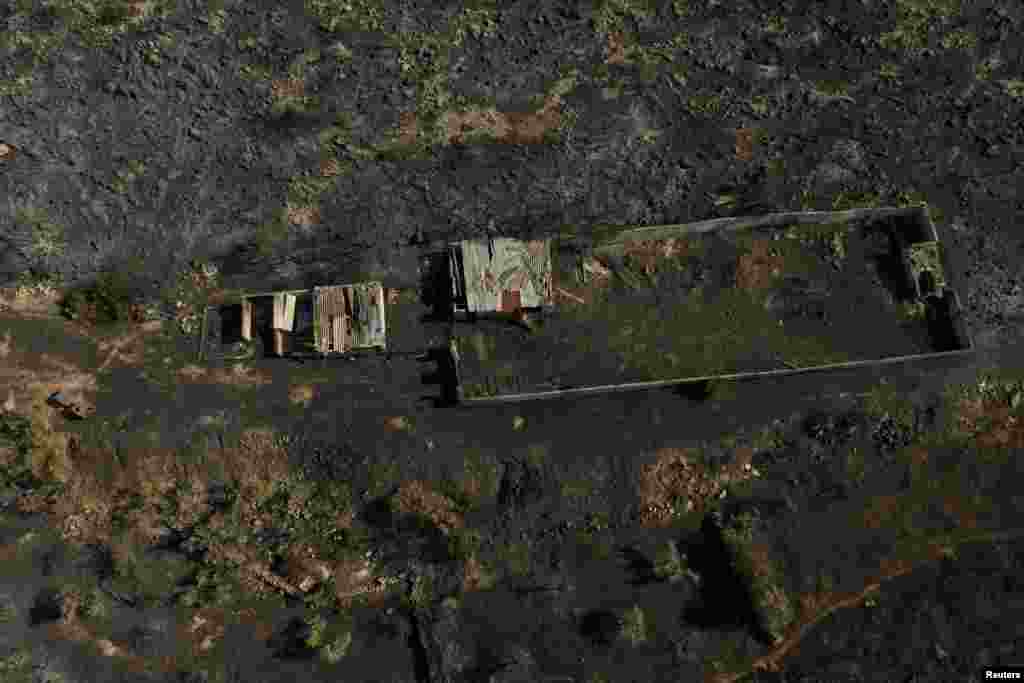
[1,0,1024,682]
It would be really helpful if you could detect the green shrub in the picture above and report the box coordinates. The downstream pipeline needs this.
[59,271,136,324]
[652,540,685,581]
[321,629,352,663]
[447,527,482,560]
[719,512,795,645]
[619,604,648,645]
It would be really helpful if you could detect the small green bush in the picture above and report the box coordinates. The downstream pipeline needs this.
[321,630,352,663]
[447,527,482,561]
[59,271,136,324]
[652,540,685,581]
[619,604,648,645]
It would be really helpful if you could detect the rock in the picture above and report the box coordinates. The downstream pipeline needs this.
[498,458,547,508]
[415,604,474,683]
[488,645,539,683]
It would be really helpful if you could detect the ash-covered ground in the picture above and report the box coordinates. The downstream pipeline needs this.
[1,1,1023,682]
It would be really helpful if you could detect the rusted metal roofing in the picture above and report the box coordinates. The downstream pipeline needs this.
[314,282,387,353]
[457,238,553,314]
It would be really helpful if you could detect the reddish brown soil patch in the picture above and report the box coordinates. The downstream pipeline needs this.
[637,446,755,527]
[622,237,693,276]
[401,93,565,147]
[735,127,755,161]
[319,157,342,177]
[606,31,628,64]
[270,78,304,99]
[286,204,320,227]
[393,480,463,534]
[735,238,785,291]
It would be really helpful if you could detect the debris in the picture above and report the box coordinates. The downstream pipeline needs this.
[47,391,87,420]
[582,257,611,281]
[385,416,410,431]
[513,416,526,431]
[556,287,586,304]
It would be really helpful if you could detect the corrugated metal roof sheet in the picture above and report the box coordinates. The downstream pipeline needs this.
[313,282,387,352]
[459,238,553,314]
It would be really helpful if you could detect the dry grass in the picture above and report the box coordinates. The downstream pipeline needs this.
[393,480,464,534]
[638,446,755,527]
[26,424,293,552]
[954,389,1024,451]
[215,428,292,504]
[0,286,62,316]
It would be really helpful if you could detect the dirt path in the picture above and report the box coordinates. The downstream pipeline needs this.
[707,527,1024,683]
